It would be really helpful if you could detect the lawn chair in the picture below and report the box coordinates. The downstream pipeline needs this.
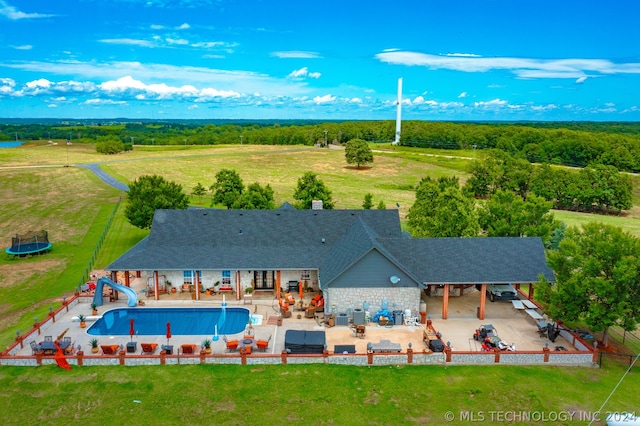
[140,343,158,355]
[101,344,120,355]
[30,340,43,355]
[223,336,238,352]
[181,344,197,354]
[256,336,271,352]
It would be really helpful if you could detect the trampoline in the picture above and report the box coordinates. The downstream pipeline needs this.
[5,230,52,256]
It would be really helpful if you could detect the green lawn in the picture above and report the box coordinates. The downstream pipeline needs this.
[1,142,639,425]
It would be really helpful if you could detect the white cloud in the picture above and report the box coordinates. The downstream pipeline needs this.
[188,104,198,110]
[150,24,165,30]
[12,45,32,50]
[287,67,321,79]
[575,76,587,84]
[166,37,189,45]
[375,50,640,79]
[458,92,467,98]
[0,1,54,19]
[85,98,128,105]
[474,99,508,108]
[445,53,482,57]
[272,51,321,59]
[99,38,155,47]
[177,23,190,30]
[313,94,335,104]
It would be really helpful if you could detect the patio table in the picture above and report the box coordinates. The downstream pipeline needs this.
[39,340,71,355]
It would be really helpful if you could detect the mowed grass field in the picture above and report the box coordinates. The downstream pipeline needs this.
[0,141,639,425]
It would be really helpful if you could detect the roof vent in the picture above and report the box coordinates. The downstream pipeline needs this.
[321,238,325,243]
[312,199,323,210]
[239,230,242,235]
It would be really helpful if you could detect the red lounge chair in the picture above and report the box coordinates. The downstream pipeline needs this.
[101,344,120,355]
[256,336,271,351]
[141,343,158,354]
[181,344,197,354]
[223,336,238,352]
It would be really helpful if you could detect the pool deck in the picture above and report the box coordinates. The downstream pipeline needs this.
[13,285,577,358]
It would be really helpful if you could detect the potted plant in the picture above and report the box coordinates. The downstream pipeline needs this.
[90,302,98,315]
[202,338,212,354]
[78,314,86,328]
[245,287,253,294]
[89,338,99,354]
[167,280,176,294]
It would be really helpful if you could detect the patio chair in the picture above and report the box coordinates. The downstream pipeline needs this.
[256,336,271,352]
[223,336,238,352]
[30,340,43,355]
[140,343,158,355]
[44,335,53,342]
[101,344,120,355]
[181,344,197,354]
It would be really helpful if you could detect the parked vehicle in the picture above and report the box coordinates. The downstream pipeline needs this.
[479,283,518,302]
[473,324,515,351]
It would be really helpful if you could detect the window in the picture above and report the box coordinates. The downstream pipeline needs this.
[183,270,193,284]
[222,270,231,287]
[301,270,310,280]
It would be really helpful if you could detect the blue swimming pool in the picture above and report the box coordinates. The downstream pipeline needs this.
[87,307,250,336]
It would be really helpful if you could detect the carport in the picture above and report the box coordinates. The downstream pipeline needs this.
[412,237,555,320]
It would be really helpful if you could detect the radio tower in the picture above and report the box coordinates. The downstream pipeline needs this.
[393,78,402,145]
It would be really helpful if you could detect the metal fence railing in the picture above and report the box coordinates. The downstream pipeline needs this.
[75,197,121,292]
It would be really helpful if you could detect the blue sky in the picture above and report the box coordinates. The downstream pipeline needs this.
[1,0,639,121]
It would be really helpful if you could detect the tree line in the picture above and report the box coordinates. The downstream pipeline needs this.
[466,150,633,214]
[3,120,640,172]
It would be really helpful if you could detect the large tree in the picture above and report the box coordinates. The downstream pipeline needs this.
[478,190,558,240]
[407,177,479,237]
[125,175,190,229]
[344,138,373,169]
[232,182,276,210]
[293,172,334,209]
[210,169,244,209]
[541,223,640,346]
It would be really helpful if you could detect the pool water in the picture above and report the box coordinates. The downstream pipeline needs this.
[87,307,250,336]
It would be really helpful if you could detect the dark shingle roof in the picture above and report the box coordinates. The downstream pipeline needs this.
[107,208,555,285]
[381,237,555,284]
[107,208,402,271]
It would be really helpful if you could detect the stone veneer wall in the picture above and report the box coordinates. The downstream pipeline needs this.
[326,287,420,317]
[0,351,596,367]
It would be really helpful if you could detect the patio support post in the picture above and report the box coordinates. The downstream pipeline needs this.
[281,350,287,364]
[76,350,83,366]
[124,271,130,287]
[528,284,534,300]
[276,271,281,301]
[119,349,126,365]
[236,270,241,301]
[442,284,449,320]
[154,271,160,301]
[111,271,119,301]
[195,270,200,301]
[478,284,486,320]
[367,350,373,365]
[407,347,413,364]
[494,348,501,363]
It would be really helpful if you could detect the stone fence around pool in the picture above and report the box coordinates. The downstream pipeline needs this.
[1,294,598,368]
[0,345,598,368]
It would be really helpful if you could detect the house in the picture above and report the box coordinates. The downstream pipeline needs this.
[106,204,555,320]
